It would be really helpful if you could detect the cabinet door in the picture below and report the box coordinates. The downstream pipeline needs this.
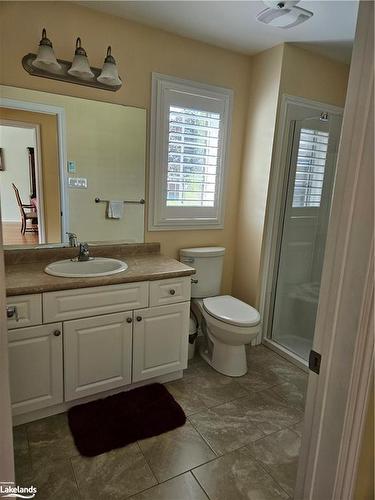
[64,312,133,401]
[133,302,190,382]
[8,323,63,415]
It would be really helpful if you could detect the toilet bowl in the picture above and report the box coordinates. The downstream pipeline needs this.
[180,247,261,377]
[193,296,260,377]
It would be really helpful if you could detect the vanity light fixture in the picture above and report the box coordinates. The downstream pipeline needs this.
[22,29,123,92]
[97,47,122,87]
[67,38,95,80]
[31,29,62,73]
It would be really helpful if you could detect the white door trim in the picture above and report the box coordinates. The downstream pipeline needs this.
[0,98,69,242]
[333,254,374,499]
[258,94,343,356]
[0,119,46,244]
[295,1,374,498]
[0,213,14,482]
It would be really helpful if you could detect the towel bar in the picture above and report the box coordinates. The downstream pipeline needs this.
[95,197,145,205]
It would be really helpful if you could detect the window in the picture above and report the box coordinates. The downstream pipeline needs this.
[167,106,220,208]
[292,128,329,208]
[149,73,233,230]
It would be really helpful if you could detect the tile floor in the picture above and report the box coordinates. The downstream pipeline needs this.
[13,345,308,500]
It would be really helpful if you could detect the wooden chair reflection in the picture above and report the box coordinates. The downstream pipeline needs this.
[12,183,38,235]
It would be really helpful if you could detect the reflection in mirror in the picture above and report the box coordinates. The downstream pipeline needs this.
[0,85,146,248]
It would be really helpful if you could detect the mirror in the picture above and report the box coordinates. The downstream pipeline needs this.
[0,85,146,247]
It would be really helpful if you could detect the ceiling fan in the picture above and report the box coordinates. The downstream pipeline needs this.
[256,0,314,29]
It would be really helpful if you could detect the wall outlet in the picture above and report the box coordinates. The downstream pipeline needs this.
[68,177,87,189]
[67,160,77,173]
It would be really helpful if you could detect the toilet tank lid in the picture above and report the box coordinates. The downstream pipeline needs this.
[180,247,225,258]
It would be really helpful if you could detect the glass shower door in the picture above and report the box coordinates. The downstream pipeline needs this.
[270,113,342,361]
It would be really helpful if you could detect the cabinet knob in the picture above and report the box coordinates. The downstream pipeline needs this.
[136,316,142,322]
[53,329,61,337]
[126,317,132,323]
[6,306,19,321]
[169,289,176,295]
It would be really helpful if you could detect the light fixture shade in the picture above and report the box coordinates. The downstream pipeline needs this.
[97,47,122,86]
[68,38,94,80]
[32,28,62,73]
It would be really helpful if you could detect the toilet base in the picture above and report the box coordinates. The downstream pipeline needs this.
[199,335,248,377]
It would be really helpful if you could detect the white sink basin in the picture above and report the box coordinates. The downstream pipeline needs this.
[44,257,128,278]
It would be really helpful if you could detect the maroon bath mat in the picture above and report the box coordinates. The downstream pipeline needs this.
[68,383,186,457]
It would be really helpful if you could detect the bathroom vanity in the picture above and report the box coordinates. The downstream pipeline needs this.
[5,244,194,424]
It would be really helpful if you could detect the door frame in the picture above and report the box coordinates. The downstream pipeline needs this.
[295,1,374,498]
[0,119,46,244]
[0,211,14,483]
[0,98,69,243]
[258,94,343,367]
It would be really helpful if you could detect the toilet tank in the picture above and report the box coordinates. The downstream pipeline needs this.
[180,247,225,298]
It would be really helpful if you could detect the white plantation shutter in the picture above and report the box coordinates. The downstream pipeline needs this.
[149,74,232,230]
[167,106,220,207]
[292,128,329,208]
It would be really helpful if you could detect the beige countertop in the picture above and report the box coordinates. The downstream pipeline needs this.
[5,244,195,296]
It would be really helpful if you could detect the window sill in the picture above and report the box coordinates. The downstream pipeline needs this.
[148,219,224,231]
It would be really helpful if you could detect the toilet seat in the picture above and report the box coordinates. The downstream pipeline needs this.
[203,295,260,327]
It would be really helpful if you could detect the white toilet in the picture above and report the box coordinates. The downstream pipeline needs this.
[180,247,261,377]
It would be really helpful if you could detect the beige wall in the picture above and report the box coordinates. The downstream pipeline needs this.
[233,43,350,306]
[280,44,350,106]
[232,45,284,306]
[0,108,61,242]
[0,1,252,293]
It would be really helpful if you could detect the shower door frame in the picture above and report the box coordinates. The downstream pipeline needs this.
[258,94,343,368]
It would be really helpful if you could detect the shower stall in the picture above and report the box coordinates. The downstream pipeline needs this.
[263,97,343,364]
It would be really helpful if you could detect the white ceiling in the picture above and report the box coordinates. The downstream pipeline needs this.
[79,1,358,63]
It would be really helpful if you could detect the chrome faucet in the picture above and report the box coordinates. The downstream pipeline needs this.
[78,242,90,262]
[66,232,78,247]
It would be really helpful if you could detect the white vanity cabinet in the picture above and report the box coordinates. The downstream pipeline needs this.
[8,323,63,416]
[6,276,191,421]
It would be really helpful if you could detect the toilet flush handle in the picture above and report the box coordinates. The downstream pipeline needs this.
[191,278,198,284]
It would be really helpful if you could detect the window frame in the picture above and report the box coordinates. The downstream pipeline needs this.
[148,73,233,231]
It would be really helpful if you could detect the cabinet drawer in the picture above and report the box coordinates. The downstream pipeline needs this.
[7,294,42,330]
[43,282,148,323]
[149,277,191,307]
